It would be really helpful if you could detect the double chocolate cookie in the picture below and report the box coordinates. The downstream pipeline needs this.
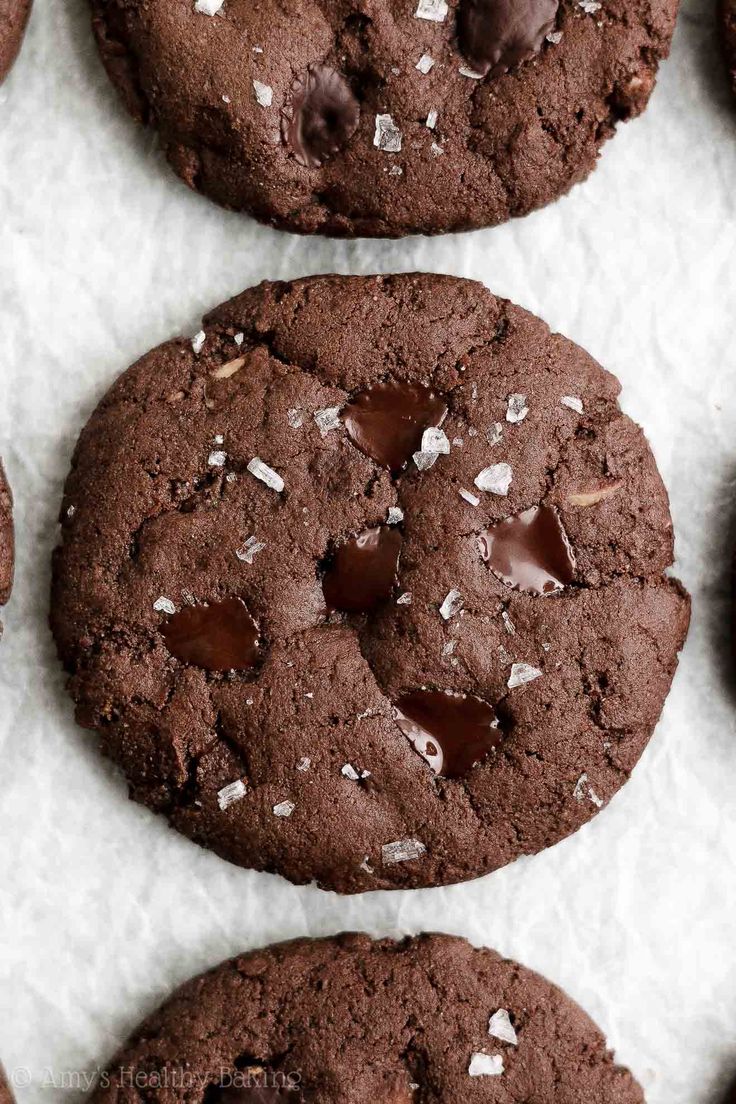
[90,932,644,1103]
[0,0,31,83]
[0,463,14,639]
[89,0,678,237]
[51,273,690,893]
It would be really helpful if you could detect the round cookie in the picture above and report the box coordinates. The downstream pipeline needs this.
[89,0,678,237]
[0,462,14,637]
[90,932,644,1103]
[51,273,690,894]
[0,0,32,84]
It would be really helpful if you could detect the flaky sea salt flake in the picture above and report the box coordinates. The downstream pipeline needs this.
[469,1053,504,1078]
[374,114,403,152]
[382,838,426,865]
[397,592,413,605]
[342,763,360,781]
[413,449,439,471]
[475,463,513,496]
[578,0,601,11]
[191,330,206,355]
[153,596,176,615]
[415,0,448,21]
[273,800,295,818]
[421,426,450,454]
[489,1009,518,1045]
[253,81,273,107]
[296,757,311,772]
[416,54,435,74]
[506,393,529,424]
[287,408,304,429]
[208,450,226,468]
[459,488,480,506]
[247,457,284,492]
[236,536,266,564]
[314,406,342,436]
[459,65,484,79]
[508,662,542,689]
[387,506,404,524]
[426,108,439,129]
[211,356,245,379]
[487,422,504,446]
[194,0,224,15]
[440,589,463,620]
[217,780,246,811]
[573,773,604,808]
[547,29,563,43]
[502,611,515,635]
[561,395,584,414]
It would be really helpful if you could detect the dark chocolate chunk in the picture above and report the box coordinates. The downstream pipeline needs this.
[457,0,559,77]
[478,504,575,595]
[342,383,447,473]
[281,64,360,169]
[323,527,402,613]
[161,597,259,671]
[395,689,501,778]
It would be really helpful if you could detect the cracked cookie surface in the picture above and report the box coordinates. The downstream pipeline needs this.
[51,273,690,894]
[88,932,644,1103]
[89,0,678,237]
[0,462,14,639]
[0,0,31,83]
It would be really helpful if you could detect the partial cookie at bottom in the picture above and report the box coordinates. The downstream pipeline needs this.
[0,0,32,83]
[88,933,644,1104]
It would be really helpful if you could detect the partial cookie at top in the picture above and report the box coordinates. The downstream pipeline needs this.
[89,932,645,1103]
[51,273,690,894]
[88,0,679,237]
[0,463,14,630]
[0,0,32,83]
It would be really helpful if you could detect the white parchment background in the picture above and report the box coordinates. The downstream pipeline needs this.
[0,1,734,1100]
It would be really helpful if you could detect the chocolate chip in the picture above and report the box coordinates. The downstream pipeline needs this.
[395,689,502,778]
[161,597,260,671]
[323,527,402,613]
[457,0,559,78]
[281,64,360,168]
[478,504,575,595]
[342,382,448,473]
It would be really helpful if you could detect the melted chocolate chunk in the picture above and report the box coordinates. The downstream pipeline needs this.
[457,0,559,77]
[281,64,360,169]
[395,690,501,778]
[323,526,402,613]
[478,504,575,595]
[161,597,259,671]
[342,382,448,473]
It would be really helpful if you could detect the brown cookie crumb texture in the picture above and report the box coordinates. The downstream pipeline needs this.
[88,0,678,237]
[51,273,690,894]
[0,0,32,83]
[0,1065,14,1104]
[0,463,14,637]
[89,933,644,1104]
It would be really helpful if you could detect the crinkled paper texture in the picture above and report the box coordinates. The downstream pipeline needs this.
[0,2,734,1101]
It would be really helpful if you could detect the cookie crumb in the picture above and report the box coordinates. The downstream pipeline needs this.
[218,780,247,811]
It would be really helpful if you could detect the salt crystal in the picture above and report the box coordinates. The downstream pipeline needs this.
[468,1054,504,1078]
[234,332,244,345]
[561,395,584,414]
[296,757,311,772]
[421,426,450,454]
[374,114,402,152]
[440,589,463,620]
[459,65,485,79]
[475,463,513,495]
[208,450,226,467]
[211,356,245,379]
[236,536,266,563]
[253,80,273,107]
[459,488,480,507]
[387,506,404,524]
[487,422,503,446]
[273,800,295,818]
[547,30,563,43]
[194,0,224,14]
[508,663,542,689]
[287,408,303,429]
[573,772,604,808]
[506,393,529,424]
[341,764,360,781]
[217,780,246,811]
[502,611,515,635]
[430,142,444,156]
[191,330,206,355]
[415,0,448,21]
[397,592,413,605]
[382,838,426,864]
[247,457,284,492]
[416,54,435,74]
[426,109,439,129]
[489,1009,518,1046]
[153,597,176,615]
[314,406,342,436]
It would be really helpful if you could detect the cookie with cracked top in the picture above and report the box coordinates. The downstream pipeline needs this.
[51,273,690,894]
[0,462,14,639]
[88,0,678,237]
[0,0,32,83]
[88,932,644,1104]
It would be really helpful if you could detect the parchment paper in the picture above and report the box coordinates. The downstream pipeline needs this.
[0,2,734,1101]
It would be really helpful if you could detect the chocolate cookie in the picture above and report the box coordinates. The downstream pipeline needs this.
[89,0,678,237]
[0,1065,13,1104]
[90,932,644,1103]
[0,0,31,83]
[0,463,14,638]
[51,274,690,893]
